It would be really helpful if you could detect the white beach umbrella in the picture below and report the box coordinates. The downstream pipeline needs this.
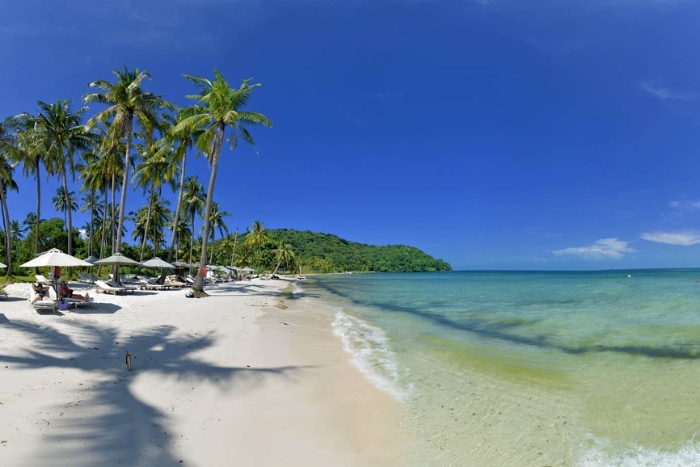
[83,255,99,265]
[20,248,93,268]
[94,253,140,266]
[0,262,6,268]
[142,258,175,269]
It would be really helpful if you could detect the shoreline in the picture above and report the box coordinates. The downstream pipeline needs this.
[0,278,403,467]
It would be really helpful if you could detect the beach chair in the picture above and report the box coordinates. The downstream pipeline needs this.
[107,280,137,294]
[35,274,52,285]
[0,290,7,300]
[30,299,56,314]
[78,273,94,284]
[139,281,172,291]
[95,280,128,295]
[165,276,187,288]
[64,297,94,308]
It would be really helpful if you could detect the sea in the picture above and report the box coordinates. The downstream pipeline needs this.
[301,270,700,467]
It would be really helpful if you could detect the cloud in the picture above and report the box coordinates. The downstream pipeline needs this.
[552,238,634,259]
[669,199,700,215]
[640,81,696,100]
[79,229,88,240]
[640,231,700,246]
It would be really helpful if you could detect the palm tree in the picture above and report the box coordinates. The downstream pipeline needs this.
[132,143,177,261]
[0,124,18,272]
[80,192,102,258]
[83,67,170,260]
[181,176,205,264]
[245,220,268,272]
[176,70,272,293]
[157,108,203,263]
[33,99,94,257]
[198,202,230,264]
[5,113,52,257]
[53,186,78,227]
[270,243,295,276]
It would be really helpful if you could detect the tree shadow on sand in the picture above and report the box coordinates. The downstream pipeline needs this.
[0,320,307,466]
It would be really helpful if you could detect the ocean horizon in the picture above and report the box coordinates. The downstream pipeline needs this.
[306,270,700,466]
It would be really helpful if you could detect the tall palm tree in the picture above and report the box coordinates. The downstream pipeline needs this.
[156,108,203,263]
[199,202,230,264]
[181,176,205,264]
[33,99,94,257]
[176,70,272,293]
[83,67,169,260]
[270,243,295,276]
[77,148,105,258]
[132,143,177,261]
[52,186,78,227]
[245,220,268,272]
[80,192,102,258]
[5,113,52,257]
[0,123,18,272]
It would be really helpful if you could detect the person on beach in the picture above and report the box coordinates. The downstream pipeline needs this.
[31,283,53,304]
[58,281,89,301]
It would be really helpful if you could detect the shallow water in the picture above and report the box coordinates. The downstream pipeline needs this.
[306,270,700,466]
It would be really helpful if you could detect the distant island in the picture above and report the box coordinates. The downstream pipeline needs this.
[261,229,452,274]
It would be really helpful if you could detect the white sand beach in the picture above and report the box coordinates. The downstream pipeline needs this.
[0,278,401,467]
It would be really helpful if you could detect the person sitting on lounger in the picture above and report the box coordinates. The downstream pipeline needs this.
[31,283,53,304]
[58,281,89,301]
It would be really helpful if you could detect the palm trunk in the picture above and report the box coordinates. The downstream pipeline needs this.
[34,157,41,257]
[189,210,195,264]
[139,189,154,262]
[193,125,223,294]
[230,228,238,267]
[89,190,95,257]
[115,114,133,260]
[209,232,215,264]
[62,168,73,257]
[167,152,187,263]
[271,257,283,277]
[110,173,116,255]
[0,182,11,275]
[99,186,108,276]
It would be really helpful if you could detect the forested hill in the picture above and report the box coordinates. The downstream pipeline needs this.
[266,229,452,273]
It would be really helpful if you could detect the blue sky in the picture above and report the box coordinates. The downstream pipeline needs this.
[2,0,700,270]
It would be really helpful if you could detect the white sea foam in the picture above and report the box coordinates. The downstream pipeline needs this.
[579,436,700,467]
[332,309,410,401]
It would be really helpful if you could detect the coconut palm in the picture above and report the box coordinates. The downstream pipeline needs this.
[181,176,205,264]
[83,67,170,261]
[6,113,53,257]
[132,143,178,261]
[245,220,268,271]
[0,124,18,271]
[176,70,272,293]
[52,186,78,227]
[270,242,295,276]
[80,192,102,258]
[156,108,204,263]
[198,202,230,264]
[33,99,94,257]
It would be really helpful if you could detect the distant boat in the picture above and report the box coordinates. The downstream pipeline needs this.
[627,274,631,278]
[346,271,353,274]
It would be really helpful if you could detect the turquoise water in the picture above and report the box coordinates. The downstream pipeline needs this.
[305,271,700,466]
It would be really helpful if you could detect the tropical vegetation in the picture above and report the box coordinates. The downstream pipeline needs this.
[0,67,449,285]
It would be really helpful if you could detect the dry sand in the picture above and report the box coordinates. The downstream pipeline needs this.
[0,278,401,467]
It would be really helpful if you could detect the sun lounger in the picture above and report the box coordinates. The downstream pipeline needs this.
[0,290,7,300]
[165,277,187,287]
[107,280,137,293]
[95,280,128,295]
[64,297,94,308]
[31,299,56,313]
[35,274,52,285]
[78,273,95,284]
[139,282,172,291]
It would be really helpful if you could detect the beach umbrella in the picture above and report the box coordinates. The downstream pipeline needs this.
[172,261,189,268]
[83,255,99,265]
[94,253,140,266]
[94,253,140,283]
[0,262,6,268]
[21,248,93,268]
[142,258,175,269]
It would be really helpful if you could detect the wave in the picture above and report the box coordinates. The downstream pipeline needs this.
[579,436,700,467]
[332,309,410,401]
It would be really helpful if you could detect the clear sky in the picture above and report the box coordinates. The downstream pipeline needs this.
[2,0,700,270]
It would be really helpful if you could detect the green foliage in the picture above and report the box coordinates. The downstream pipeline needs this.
[232,228,451,274]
